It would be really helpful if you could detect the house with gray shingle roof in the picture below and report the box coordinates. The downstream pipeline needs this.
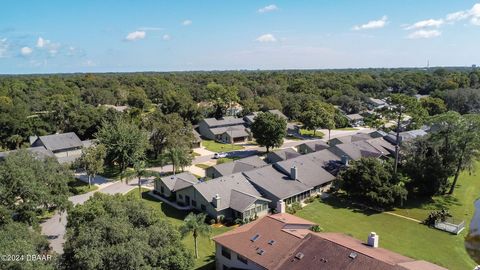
[266,148,301,163]
[29,132,91,164]
[328,132,374,146]
[154,172,199,200]
[297,140,329,154]
[0,147,55,161]
[328,142,382,162]
[243,109,288,126]
[175,173,270,222]
[198,116,250,143]
[206,156,267,179]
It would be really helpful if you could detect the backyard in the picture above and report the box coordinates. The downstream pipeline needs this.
[202,140,244,153]
[295,163,480,270]
[126,188,233,269]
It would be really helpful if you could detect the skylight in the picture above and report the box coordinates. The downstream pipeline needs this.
[250,234,260,242]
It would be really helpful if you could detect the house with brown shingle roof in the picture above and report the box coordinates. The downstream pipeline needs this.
[213,213,447,270]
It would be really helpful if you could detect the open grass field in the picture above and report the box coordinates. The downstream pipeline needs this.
[202,140,244,152]
[126,188,233,269]
[295,163,480,270]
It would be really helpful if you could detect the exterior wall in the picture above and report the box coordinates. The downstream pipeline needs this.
[53,148,82,158]
[247,182,281,209]
[297,144,314,154]
[241,200,269,221]
[192,141,201,148]
[215,243,265,270]
[153,179,173,199]
[198,121,216,140]
[220,133,248,144]
[176,187,220,218]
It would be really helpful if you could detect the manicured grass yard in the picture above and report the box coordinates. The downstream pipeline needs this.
[195,163,211,169]
[300,129,325,139]
[202,140,244,153]
[334,127,359,131]
[295,164,480,270]
[126,188,233,269]
[68,179,98,195]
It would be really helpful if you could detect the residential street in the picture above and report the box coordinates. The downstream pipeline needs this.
[40,177,153,254]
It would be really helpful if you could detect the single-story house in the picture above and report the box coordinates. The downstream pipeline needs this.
[364,137,395,157]
[266,148,301,163]
[175,173,271,222]
[328,142,382,162]
[384,129,428,145]
[367,97,388,109]
[198,116,250,143]
[297,140,329,154]
[243,109,288,126]
[30,132,90,164]
[345,113,364,127]
[213,213,446,270]
[328,132,375,147]
[154,172,199,200]
[206,156,267,179]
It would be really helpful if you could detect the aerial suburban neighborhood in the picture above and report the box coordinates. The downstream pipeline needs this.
[1,1,480,270]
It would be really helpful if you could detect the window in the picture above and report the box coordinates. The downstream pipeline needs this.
[192,200,197,207]
[201,204,206,211]
[256,205,262,212]
[237,254,248,264]
[221,247,231,259]
[263,204,268,211]
[160,186,164,194]
[178,194,183,200]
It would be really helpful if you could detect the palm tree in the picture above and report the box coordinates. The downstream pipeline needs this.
[179,213,211,259]
[133,159,146,196]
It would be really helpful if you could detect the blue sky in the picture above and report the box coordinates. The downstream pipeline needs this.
[0,0,479,74]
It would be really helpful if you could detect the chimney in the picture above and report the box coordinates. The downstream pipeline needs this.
[213,194,221,208]
[276,200,286,213]
[367,232,379,248]
[341,155,349,166]
[290,166,298,180]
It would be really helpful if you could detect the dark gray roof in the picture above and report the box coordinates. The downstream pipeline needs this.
[329,133,373,145]
[346,114,364,121]
[192,129,202,142]
[274,155,336,188]
[244,110,287,125]
[307,149,341,166]
[159,172,199,192]
[35,132,83,151]
[364,138,395,156]
[267,148,301,162]
[299,140,329,152]
[210,125,248,137]
[329,142,382,161]
[384,129,428,144]
[210,156,267,176]
[244,166,312,200]
[0,147,55,161]
[229,189,270,212]
[202,116,245,128]
[194,173,265,211]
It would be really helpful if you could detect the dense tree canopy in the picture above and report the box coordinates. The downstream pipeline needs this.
[338,158,408,207]
[0,150,73,224]
[61,193,194,270]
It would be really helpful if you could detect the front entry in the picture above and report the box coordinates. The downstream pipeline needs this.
[185,195,191,206]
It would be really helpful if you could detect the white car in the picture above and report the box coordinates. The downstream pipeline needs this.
[213,152,228,159]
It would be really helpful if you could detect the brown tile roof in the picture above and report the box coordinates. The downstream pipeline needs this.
[212,213,314,269]
[275,233,447,270]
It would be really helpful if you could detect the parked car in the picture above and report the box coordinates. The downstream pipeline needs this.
[213,152,228,159]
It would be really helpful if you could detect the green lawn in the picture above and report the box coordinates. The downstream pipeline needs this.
[295,165,480,270]
[68,179,98,195]
[100,166,136,180]
[202,140,244,153]
[300,129,325,139]
[195,164,211,169]
[334,127,359,131]
[126,188,233,269]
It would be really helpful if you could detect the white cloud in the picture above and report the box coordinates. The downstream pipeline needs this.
[407,29,441,39]
[182,20,192,26]
[125,31,146,41]
[405,19,444,30]
[353,16,388,30]
[36,37,50,48]
[20,46,32,56]
[0,38,8,58]
[162,34,171,41]
[258,4,278,13]
[446,3,480,25]
[256,33,277,42]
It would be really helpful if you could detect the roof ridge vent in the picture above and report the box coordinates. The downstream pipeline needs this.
[295,252,304,260]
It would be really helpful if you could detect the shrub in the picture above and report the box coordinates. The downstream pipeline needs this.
[217,215,225,224]
[234,218,243,225]
[423,209,452,227]
[310,224,323,232]
[304,196,316,204]
[209,219,216,225]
